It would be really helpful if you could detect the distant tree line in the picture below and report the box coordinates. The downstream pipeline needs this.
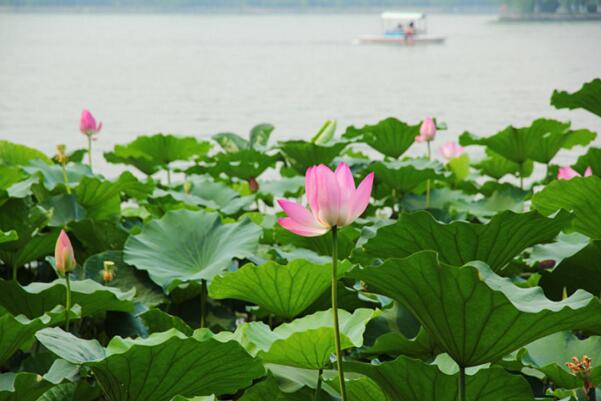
[501,0,600,13]
[0,0,501,8]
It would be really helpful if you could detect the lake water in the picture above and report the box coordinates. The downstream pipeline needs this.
[0,11,600,175]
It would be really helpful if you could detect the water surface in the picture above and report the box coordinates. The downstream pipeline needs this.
[0,12,600,173]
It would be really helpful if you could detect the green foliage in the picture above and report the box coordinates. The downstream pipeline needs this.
[343,117,419,158]
[551,78,601,118]
[1,80,600,400]
[104,134,212,175]
[350,251,601,367]
[124,209,262,292]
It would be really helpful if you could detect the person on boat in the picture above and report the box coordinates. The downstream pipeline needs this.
[404,21,415,41]
[396,22,404,36]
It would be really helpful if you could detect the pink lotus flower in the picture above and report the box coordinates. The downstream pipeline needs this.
[80,109,102,137]
[557,166,592,180]
[55,230,76,275]
[278,163,374,237]
[439,141,464,160]
[416,117,437,143]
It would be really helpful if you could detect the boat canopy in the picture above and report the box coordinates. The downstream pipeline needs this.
[380,12,426,22]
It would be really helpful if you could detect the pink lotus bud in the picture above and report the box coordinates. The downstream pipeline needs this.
[55,230,77,275]
[277,162,374,237]
[80,109,102,137]
[557,166,593,180]
[248,177,259,193]
[416,117,437,143]
[439,141,464,160]
[538,259,556,270]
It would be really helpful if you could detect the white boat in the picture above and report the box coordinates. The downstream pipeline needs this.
[356,12,446,46]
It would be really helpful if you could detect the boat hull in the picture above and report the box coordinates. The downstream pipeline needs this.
[356,35,446,45]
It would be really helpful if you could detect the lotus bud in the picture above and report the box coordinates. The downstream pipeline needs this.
[102,261,116,283]
[538,259,556,270]
[80,109,102,137]
[416,117,437,143]
[248,177,259,193]
[183,181,192,194]
[56,144,68,165]
[55,230,76,276]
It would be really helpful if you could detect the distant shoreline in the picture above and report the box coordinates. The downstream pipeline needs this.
[0,5,499,15]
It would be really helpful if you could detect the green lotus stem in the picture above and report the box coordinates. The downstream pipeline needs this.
[200,279,207,328]
[65,274,72,332]
[458,366,466,401]
[166,169,172,186]
[11,264,17,281]
[313,368,323,401]
[87,135,93,170]
[426,141,432,209]
[61,164,71,194]
[331,226,347,401]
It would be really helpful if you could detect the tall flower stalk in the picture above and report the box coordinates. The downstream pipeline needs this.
[54,230,77,331]
[80,109,102,170]
[278,162,374,401]
[416,117,437,209]
[56,144,71,194]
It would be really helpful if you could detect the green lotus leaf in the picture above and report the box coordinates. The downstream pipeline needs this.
[460,118,596,164]
[124,209,262,292]
[199,149,279,180]
[249,123,275,150]
[526,232,590,269]
[274,225,359,259]
[138,308,193,336]
[40,194,86,227]
[342,118,419,159]
[116,171,156,200]
[83,251,167,307]
[36,327,265,400]
[540,241,601,300]
[213,132,249,153]
[532,176,601,239]
[0,166,25,191]
[328,376,387,401]
[73,176,122,220]
[574,146,601,176]
[258,308,378,369]
[448,189,527,219]
[158,176,254,215]
[278,140,347,174]
[311,120,336,145]
[0,278,135,318]
[0,198,54,270]
[353,210,570,272]
[474,149,533,180]
[105,134,212,175]
[551,78,601,118]
[24,160,93,191]
[37,381,100,401]
[0,305,79,366]
[0,230,17,245]
[350,251,601,367]
[363,328,437,359]
[369,159,447,194]
[0,140,51,166]
[347,356,535,401]
[69,219,129,256]
[520,331,601,389]
[209,259,333,319]
[239,374,315,401]
[0,372,57,401]
[258,176,305,198]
